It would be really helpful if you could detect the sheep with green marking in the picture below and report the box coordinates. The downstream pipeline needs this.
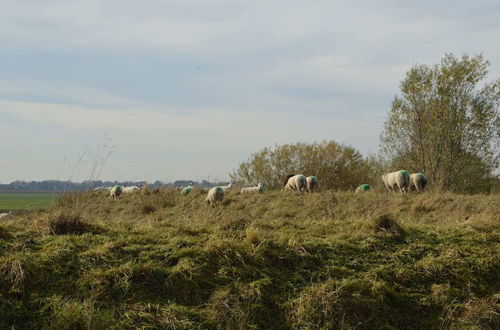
[409,173,428,193]
[355,184,371,193]
[110,185,123,200]
[205,186,224,205]
[285,174,307,192]
[381,170,410,193]
[306,176,319,192]
[181,183,194,196]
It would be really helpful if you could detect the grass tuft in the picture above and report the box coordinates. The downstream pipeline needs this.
[372,213,406,238]
[42,210,101,235]
[456,294,500,329]
[0,225,12,239]
[0,257,26,291]
[141,204,156,214]
[289,278,396,329]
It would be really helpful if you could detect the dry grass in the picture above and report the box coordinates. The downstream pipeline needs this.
[0,189,498,329]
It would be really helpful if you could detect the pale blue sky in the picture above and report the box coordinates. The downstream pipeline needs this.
[1,0,499,182]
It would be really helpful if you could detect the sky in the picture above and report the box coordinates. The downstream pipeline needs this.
[1,0,499,183]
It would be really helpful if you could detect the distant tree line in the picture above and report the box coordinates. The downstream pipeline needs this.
[0,179,226,192]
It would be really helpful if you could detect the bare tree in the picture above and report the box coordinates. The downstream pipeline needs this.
[381,54,499,192]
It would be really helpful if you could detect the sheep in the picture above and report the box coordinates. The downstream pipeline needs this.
[0,212,12,219]
[95,186,113,192]
[220,181,235,192]
[285,174,307,192]
[283,174,295,187]
[306,176,319,193]
[110,186,123,200]
[355,184,371,193]
[409,173,428,193]
[240,183,264,194]
[205,186,224,205]
[122,185,142,194]
[381,170,410,193]
[181,183,194,196]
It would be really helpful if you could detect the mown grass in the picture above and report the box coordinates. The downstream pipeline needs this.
[0,188,499,329]
[0,192,59,211]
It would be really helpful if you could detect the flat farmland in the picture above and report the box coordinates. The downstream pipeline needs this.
[0,192,59,211]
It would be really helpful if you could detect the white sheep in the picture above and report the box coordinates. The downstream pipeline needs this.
[122,185,141,194]
[306,176,319,193]
[381,170,410,193]
[0,212,12,219]
[205,186,224,205]
[355,184,371,193]
[409,173,428,193]
[220,181,235,192]
[240,183,264,194]
[110,186,123,200]
[95,186,113,192]
[285,174,307,192]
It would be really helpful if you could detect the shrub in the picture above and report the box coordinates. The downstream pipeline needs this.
[372,214,405,239]
[40,210,101,235]
[231,141,376,190]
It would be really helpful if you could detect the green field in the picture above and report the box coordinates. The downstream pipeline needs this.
[0,189,499,329]
[0,192,59,211]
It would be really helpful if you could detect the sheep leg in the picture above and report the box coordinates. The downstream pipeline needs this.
[398,185,404,194]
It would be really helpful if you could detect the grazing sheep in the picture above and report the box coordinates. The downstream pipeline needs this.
[0,212,12,219]
[285,174,307,192]
[123,185,141,194]
[306,176,319,193]
[205,186,224,205]
[409,173,428,193]
[355,184,371,193]
[283,174,295,187]
[110,186,123,199]
[240,183,264,194]
[181,183,194,196]
[220,181,235,192]
[381,170,410,193]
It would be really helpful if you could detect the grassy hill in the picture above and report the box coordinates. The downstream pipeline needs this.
[0,189,499,329]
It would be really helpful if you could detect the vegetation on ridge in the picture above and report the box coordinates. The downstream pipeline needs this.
[0,188,499,329]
